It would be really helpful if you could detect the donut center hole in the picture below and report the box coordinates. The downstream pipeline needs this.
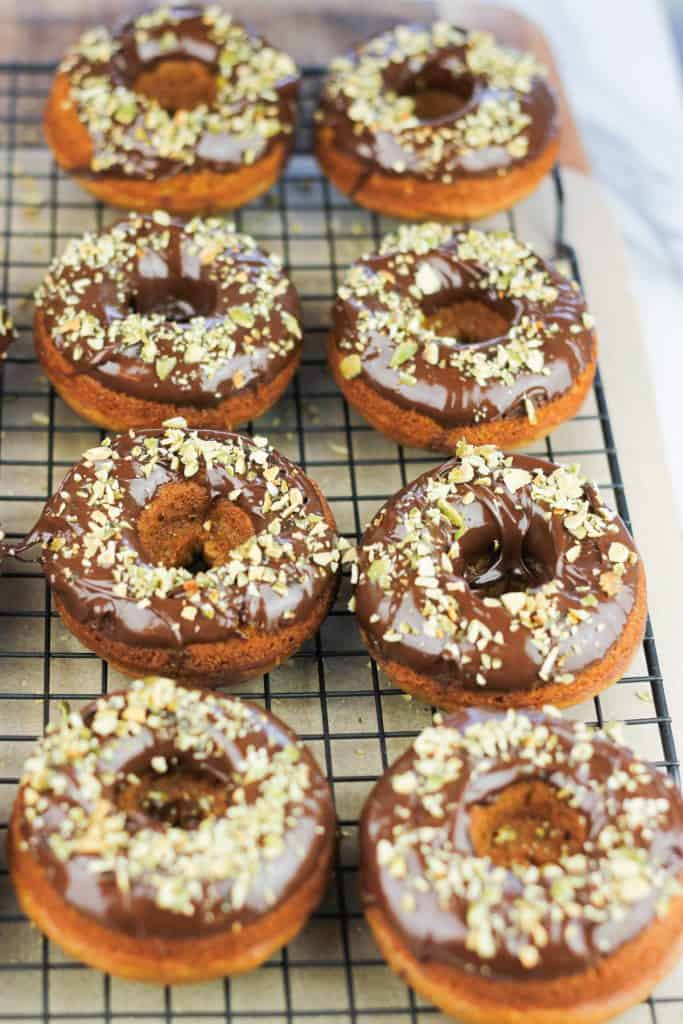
[138,483,255,574]
[129,278,217,325]
[469,780,587,868]
[423,299,510,345]
[133,58,216,113]
[465,532,552,596]
[116,762,231,829]
[399,71,474,121]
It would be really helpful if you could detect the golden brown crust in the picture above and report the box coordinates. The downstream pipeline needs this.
[51,475,339,686]
[362,561,647,710]
[8,805,334,984]
[45,73,289,214]
[328,332,597,452]
[315,124,560,220]
[34,308,300,431]
[364,890,683,1024]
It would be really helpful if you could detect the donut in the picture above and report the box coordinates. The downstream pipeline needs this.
[352,441,646,709]
[16,423,346,684]
[44,4,299,213]
[8,677,336,983]
[329,223,596,452]
[316,23,558,219]
[360,707,683,1024]
[34,212,303,431]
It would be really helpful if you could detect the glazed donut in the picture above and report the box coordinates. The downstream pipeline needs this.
[44,4,299,213]
[34,212,303,431]
[16,423,345,684]
[361,707,683,1024]
[329,223,596,452]
[352,441,646,709]
[9,677,335,983]
[316,23,558,219]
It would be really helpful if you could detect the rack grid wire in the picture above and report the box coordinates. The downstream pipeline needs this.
[0,65,680,1024]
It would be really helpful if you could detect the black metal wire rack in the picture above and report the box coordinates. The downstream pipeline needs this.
[0,65,680,1024]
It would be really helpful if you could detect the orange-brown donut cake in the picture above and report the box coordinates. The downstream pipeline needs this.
[34,213,303,431]
[9,677,336,983]
[15,423,347,685]
[360,707,683,1024]
[329,223,597,452]
[316,23,559,220]
[352,441,646,709]
[44,5,299,213]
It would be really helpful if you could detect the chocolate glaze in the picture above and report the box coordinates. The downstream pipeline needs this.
[361,708,683,980]
[35,213,302,408]
[355,447,639,693]
[16,680,335,938]
[15,427,340,649]
[318,24,558,183]
[332,226,596,428]
[60,5,299,180]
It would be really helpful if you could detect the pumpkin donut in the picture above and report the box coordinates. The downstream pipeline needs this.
[34,212,303,431]
[15,423,346,684]
[352,441,646,709]
[329,223,597,452]
[316,23,559,219]
[361,707,683,1024]
[9,677,336,983]
[44,4,299,213]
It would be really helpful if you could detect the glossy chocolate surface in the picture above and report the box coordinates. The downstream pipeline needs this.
[361,708,683,980]
[354,443,639,694]
[15,426,341,650]
[35,213,302,408]
[332,224,596,429]
[318,24,558,183]
[60,4,299,180]
[16,679,335,938]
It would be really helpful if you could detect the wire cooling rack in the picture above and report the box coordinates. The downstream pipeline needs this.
[0,65,680,1024]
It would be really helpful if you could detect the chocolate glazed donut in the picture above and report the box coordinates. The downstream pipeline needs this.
[316,23,559,219]
[352,441,646,709]
[9,678,336,982]
[360,707,683,1024]
[44,4,300,212]
[34,213,303,431]
[329,223,597,452]
[14,424,346,684]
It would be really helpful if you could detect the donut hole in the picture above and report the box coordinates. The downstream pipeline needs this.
[116,761,231,830]
[464,531,553,596]
[133,58,216,113]
[138,483,254,574]
[129,276,218,325]
[423,298,510,345]
[469,780,588,868]
[398,69,474,122]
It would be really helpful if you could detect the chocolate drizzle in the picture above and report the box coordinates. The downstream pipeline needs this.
[15,678,335,938]
[361,708,683,980]
[318,24,558,183]
[332,223,596,428]
[35,213,302,408]
[59,4,299,180]
[354,442,640,694]
[15,425,342,650]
